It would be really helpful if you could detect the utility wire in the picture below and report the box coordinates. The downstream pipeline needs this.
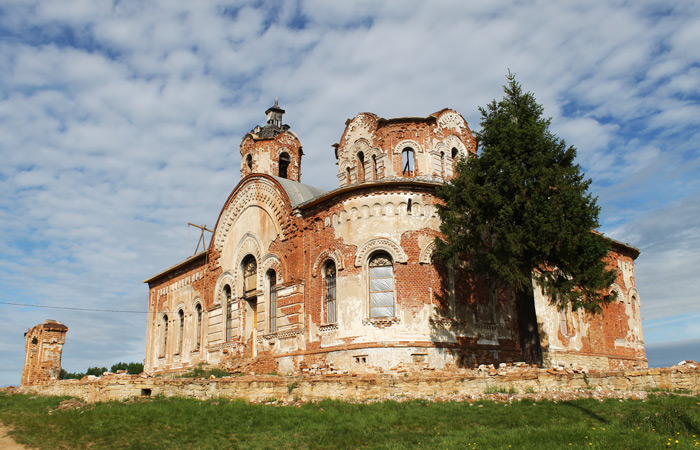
[0,301,150,314]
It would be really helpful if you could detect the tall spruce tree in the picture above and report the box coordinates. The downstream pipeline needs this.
[436,73,617,365]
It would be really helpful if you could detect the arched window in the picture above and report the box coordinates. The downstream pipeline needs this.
[440,151,446,178]
[242,256,257,299]
[177,309,184,354]
[223,285,233,341]
[369,252,395,318]
[371,154,378,180]
[324,261,337,323]
[195,304,202,351]
[451,147,459,159]
[267,269,277,333]
[357,151,365,182]
[160,314,168,358]
[279,152,290,179]
[402,148,415,177]
[346,167,352,185]
[246,154,253,171]
[559,309,569,336]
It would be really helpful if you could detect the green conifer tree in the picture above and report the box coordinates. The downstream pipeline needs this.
[436,73,617,365]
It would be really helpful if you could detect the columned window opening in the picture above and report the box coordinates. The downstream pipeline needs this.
[369,252,395,318]
[371,155,378,180]
[241,255,259,356]
[357,151,365,182]
[160,314,168,358]
[223,285,233,341]
[246,154,253,171]
[402,148,415,177]
[267,270,277,333]
[195,304,202,351]
[242,256,257,299]
[324,261,337,323]
[346,167,352,185]
[177,309,184,354]
[279,152,290,178]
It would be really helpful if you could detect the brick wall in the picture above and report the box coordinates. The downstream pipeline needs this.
[21,320,68,386]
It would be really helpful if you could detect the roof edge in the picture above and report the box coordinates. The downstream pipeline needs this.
[143,251,208,285]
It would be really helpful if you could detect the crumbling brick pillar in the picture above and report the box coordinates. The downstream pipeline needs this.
[21,319,68,386]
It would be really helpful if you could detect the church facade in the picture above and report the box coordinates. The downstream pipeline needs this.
[143,102,646,375]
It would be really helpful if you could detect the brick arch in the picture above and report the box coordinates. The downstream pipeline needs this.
[232,232,264,291]
[419,240,437,264]
[444,135,468,159]
[609,283,624,302]
[213,272,235,305]
[213,179,289,252]
[393,139,422,154]
[312,249,345,276]
[354,238,408,267]
[260,253,283,283]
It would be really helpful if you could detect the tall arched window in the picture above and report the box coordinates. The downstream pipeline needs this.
[402,148,415,177]
[267,270,277,333]
[223,285,233,341]
[279,152,290,179]
[440,151,446,178]
[369,252,394,318]
[242,256,257,299]
[346,167,352,185]
[160,314,168,358]
[357,151,365,182]
[246,154,253,171]
[324,261,337,323]
[195,304,202,351]
[177,309,184,354]
[371,154,378,180]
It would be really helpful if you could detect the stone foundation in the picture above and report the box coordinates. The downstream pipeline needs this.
[11,364,700,404]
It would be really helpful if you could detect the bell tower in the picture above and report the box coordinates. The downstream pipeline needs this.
[240,99,303,182]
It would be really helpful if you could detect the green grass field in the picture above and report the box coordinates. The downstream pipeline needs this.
[1,392,699,449]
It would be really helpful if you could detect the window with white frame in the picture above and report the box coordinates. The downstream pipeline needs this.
[369,252,395,318]
[324,261,337,323]
[267,269,277,333]
[195,303,202,351]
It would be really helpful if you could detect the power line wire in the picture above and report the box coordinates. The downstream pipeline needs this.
[0,301,149,314]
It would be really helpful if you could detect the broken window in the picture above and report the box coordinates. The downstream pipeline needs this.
[324,261,337,323]
[369,252,395,318]
[195,303,202,351]
[223,285,233,341]
[402,148,415,177]
[177,309,184,354]
[242,256,257,299]
[279,152,290,179]
[160,314,168,358]
[268,269,277,333]
[246,154,253,171]
[440,151,446,178]
[357,151,365,182]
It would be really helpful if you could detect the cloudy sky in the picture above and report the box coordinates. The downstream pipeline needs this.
[1,1,699,386]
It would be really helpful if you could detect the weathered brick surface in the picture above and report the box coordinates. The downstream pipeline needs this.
[142,106,646,377]
[21,320,68,386]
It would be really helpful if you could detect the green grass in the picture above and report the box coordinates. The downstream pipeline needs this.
[1,392,700,449]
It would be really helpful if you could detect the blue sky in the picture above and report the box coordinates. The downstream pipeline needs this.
[1,0,699,386]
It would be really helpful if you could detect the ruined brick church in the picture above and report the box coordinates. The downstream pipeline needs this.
[144,101,646,375]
